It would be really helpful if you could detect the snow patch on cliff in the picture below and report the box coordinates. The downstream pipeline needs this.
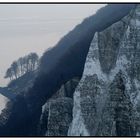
[83,32,108,82]
[68,91,89,136]
[84,58,107,82]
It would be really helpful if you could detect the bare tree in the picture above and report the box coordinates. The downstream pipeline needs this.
[4,52,39,81]
[4,68,13,80]
[29,53,39,71]
[11,61,19,79]
[18,57,24,76]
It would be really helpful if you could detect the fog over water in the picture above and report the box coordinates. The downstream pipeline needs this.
[0,4,106,86]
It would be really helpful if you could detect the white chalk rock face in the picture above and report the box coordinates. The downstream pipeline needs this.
[68,5,140,136]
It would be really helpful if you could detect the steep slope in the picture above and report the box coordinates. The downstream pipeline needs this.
[30,4,135,105]
[0,4,136,136]
[68,5,140,136]
[25,5,135,131]
[8,71,37,95]
[0,70,37,100]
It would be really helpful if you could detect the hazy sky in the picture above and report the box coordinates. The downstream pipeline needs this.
[0,4,106,86]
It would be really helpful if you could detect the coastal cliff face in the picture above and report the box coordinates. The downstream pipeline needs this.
[68,5,140,136]
[0,4,138,136]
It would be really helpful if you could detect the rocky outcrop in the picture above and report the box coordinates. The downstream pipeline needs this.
[68,5,140,136]
[98,15,130,73]
[39,98,73,136]
[38,77,79,136]
[45,98,73,136]
[56,77,80,98]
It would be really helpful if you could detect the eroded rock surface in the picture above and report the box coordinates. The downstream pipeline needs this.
[69,5,140,136]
